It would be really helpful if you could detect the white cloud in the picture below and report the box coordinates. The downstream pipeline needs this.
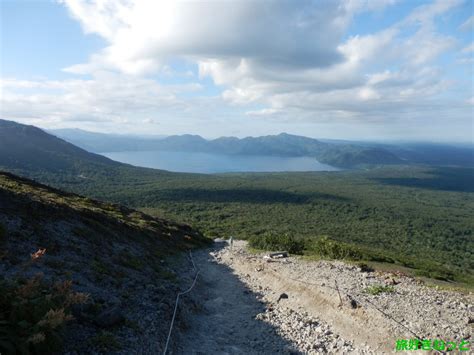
[245,108,281,116]
[0,73,201,126]
[192,0,462,120]
[461,43,474,54]
[459,15,474,31]
[2,0,470,140]
[60,0,358,75]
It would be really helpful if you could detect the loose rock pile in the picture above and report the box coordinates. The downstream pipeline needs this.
[256,306,356,354]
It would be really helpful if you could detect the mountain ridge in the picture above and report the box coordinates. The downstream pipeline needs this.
[49,127,473,168]
[46,123,402,168]
[2,120,472,174]
[0,119,120,172]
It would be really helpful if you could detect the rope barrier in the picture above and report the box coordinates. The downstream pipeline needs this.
[163,251,200,355]
[241,247,432,349]
[254,253,446,353]
[284,274,424,341]
[161,245,438,354]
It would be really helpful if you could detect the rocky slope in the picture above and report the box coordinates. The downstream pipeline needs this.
[176,240,473,354]
[0,171,209,353]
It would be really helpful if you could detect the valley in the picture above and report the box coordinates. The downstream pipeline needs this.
[0,119,473,353]
[1,119,473,284]
[3,1,473,353]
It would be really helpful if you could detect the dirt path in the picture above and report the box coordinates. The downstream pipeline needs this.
[175,240,472,354]
[175,241,297,354]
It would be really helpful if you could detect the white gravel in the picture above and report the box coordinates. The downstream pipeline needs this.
[175,240,473,354]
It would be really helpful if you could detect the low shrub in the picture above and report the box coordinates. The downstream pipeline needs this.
[307,236,364,260]
[248,233,305,255]
[0,275,88,354]
[363,284,395,295]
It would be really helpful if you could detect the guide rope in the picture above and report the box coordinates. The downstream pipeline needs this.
[163,251,200,355]
[244,251,430,345]
[284,275,423,341]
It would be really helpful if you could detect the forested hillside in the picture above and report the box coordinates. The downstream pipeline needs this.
[82,166,473,284]
[1,119,473,285]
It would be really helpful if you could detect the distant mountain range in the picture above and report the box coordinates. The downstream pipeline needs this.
[50,126,473,169]
[49,127,403,168]
[0,120,472,178]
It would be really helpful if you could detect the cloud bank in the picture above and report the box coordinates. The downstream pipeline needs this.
[1,0,472,140]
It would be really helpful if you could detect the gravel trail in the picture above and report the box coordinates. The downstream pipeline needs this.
[175,240,473,354]
[175,242,298,354]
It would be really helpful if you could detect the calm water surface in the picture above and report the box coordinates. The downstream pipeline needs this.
[102,150,339,173]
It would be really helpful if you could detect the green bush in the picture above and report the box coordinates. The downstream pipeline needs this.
[248,233,304,255]
[0,275,88,354]
[307,236,363,260]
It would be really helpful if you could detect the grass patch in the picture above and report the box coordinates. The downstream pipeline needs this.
[363,284,395,295]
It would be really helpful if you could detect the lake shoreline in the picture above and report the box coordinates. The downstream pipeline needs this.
[101,150,340,173]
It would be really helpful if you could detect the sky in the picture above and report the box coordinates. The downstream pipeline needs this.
[0,0,473,141]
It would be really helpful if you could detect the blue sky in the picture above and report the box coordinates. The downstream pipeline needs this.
[1,0,473,141]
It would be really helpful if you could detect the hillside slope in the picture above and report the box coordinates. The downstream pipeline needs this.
[0,119,120,172]
[0,171,209,353]
[47,128,166,153]
[0,119,178,187]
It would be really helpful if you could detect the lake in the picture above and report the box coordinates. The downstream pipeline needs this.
[101,150,339,173]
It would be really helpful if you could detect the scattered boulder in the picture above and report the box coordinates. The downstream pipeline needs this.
[357,263,374,273]
[269,252,289,259]
[277,293,289,303]
[384,277,400,285]
[346,295,358,309]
